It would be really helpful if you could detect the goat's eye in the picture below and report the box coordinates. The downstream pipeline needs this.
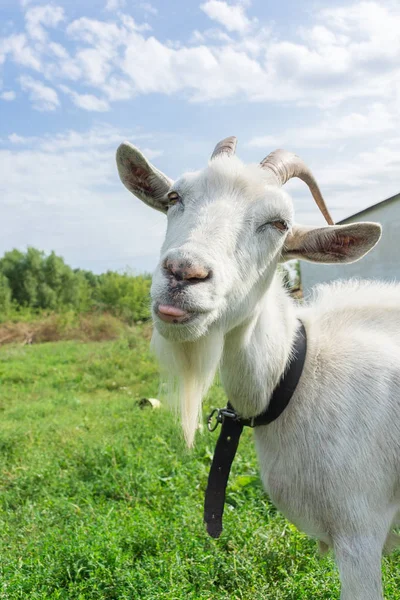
[167,191,181,206]
[257,220,288,233]
[271,220,288,232]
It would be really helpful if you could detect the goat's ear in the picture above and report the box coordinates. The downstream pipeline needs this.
[281,222,382,264]
[116,142,173,213]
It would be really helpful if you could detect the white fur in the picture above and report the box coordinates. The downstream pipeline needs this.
[152,328,224,447]
[117,146,398,599]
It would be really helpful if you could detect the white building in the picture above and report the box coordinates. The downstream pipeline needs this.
[300,192,400,297]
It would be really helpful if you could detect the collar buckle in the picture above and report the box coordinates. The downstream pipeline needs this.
[207,406,238,432]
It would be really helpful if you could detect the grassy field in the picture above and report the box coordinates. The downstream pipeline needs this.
[0,330,398,599]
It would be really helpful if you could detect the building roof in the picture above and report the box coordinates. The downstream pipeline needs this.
[338,191,400,224]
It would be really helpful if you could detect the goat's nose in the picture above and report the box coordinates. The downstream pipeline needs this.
[164,259,211,283]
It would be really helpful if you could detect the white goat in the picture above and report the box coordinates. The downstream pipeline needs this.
[116,136,400,600]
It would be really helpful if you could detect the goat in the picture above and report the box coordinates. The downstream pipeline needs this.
[116,136,400,600]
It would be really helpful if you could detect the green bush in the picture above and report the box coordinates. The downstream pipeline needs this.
[0,248,152,324]
[94,271,151,323]
[0,273,12,316]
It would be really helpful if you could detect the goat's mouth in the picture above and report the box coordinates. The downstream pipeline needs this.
[152,301,218,341]
[153,302,208,325]
[155,304,192,324]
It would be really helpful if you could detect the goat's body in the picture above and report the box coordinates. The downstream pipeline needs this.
[222,279,400,600]
[118,138,392,599]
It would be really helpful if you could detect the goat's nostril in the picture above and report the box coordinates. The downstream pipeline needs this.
[184,266,211,282]
[164,260,178,277]
[163,259,211,284]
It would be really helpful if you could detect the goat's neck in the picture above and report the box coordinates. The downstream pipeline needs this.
[220,276,298,418]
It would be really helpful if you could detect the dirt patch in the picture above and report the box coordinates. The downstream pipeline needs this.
[0,313,131,346]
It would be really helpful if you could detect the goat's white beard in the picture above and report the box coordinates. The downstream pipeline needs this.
[151,327,224,447]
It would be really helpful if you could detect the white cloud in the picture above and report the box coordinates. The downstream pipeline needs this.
[60,85,110,111]
[190,28,233,44]
[1,127,120,201]
[66,14,145,44]
[0,33,41,70]
[316,141,400,191]
[200,1,253,33]
[247,103,396,149]
[48,41,69,59]
[74,47,112,85]
[67,2,400,106]
[105,0,126,11]
[138,2,158,16]
[0,90,16,101]
[2,0,400,111]
[19,75,59,110]
[25,4,64,42]
[0,126,165,272]
[104,0,157,15]
[8,133,26,143]
[5,125,160,156]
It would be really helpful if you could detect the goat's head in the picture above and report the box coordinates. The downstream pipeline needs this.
[116,137,381,445]
[117,137,381,343]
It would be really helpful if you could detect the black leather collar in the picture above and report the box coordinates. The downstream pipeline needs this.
[204,321,307,538]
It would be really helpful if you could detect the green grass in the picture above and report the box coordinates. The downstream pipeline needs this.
[0,332,398,599]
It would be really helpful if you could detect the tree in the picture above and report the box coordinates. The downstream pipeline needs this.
[0,273,11,317]
[0,248,152,322]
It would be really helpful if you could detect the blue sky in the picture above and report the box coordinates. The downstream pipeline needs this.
[1,0,399,273]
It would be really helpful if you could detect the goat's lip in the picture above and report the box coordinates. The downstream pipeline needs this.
[155,304,193,324]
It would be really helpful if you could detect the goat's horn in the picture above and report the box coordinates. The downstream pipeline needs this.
[260,149,334,225]
[211,136,237,160]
